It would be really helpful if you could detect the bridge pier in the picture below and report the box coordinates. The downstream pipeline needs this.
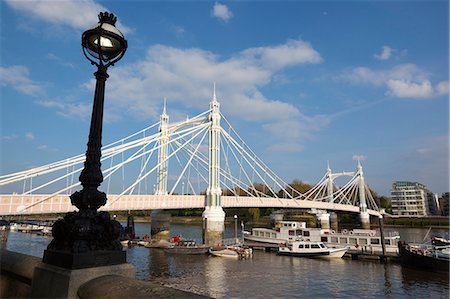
[202,206,225,245]
[270,210,284,226]
[317,212,330,229]
[150,210,171,242]
[330,212,338,230]
[360,212,370,229]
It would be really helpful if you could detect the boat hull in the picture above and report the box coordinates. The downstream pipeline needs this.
[209,248,240,259]
[278,247,347,259]
[398,242,449,273]
[164,247,209,255]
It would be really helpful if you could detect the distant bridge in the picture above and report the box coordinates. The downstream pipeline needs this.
[0,88,381,225]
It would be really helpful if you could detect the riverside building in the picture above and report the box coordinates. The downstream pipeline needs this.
[391,181,440,216]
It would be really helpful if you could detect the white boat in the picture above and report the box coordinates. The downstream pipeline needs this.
[244,221,400,254]
[278,241,348,259]
[209,245,253,259]
[209,246,240,259]
[137,240,149,246]
[321,229,400,254]
[243,221,309,244]
[120,240,130,246]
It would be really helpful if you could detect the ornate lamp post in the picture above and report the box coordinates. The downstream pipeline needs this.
[43,12,128,269]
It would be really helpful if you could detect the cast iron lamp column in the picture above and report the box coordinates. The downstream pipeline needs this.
[43,11,128,269]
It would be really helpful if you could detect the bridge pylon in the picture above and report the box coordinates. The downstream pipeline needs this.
[151,98,171,241]
[357,161,370,229]
[202,84,225,245]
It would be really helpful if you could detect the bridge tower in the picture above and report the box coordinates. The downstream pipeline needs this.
[151,98,171,241]
[202,84,225,245]
[322,164,354,230]
[325,165,337,230]
[357,161,370,229]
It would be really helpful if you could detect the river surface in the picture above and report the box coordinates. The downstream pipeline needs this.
[4,223,449,298]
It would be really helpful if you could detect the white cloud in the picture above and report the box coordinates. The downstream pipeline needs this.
[46,53,75,69]
[0,65,45,96]
[37,144,58,152]
[240,39,323,71]
[342,64,447,99]
[374,46,394,60]
[5,0,131,33]
[211,2,233,22]
[386,79,433,98]
[25,132,35,141]
[436,81,449,95]
[352,155,367,162]
[85,39,325,152]
[36,100,91,120]
[2,135,18,140]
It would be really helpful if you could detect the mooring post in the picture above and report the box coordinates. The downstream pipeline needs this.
[378,210,387,263]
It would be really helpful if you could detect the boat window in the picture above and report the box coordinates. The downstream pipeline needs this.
[319,243,326,248]
[349,238,357,244]
[384,239,391,245]
[298,244,304,249]
[289,230,295,236]
[358,238,368,245]
[305,244,310,249]
[370,238,380,245]
[311,244,320,249]
[303,231,310,237]
[339,237,347,243]
[296,230,302,236]
[321,237,328,242]
[265,232,271,237]
[331,237,338,243]
[271,233,276,238]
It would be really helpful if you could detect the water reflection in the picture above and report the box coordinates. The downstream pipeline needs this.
[205,257,226,298]
[148,248,169,278]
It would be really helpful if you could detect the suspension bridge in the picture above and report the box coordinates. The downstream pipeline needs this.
[0,88,381,235]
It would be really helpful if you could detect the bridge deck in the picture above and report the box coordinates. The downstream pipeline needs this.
[0,194,380,217]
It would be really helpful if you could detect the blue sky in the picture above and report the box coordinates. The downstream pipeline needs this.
[1,0,448,196]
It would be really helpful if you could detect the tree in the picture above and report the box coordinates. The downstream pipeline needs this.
[248,208,260,222]
[248,183,275,197]
[278,179,312,197]
[376,196,392,214]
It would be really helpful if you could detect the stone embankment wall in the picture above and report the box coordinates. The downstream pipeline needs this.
[0,250,42,298]
[0,249,208,299]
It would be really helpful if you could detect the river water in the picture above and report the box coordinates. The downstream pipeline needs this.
[4,223,449,298]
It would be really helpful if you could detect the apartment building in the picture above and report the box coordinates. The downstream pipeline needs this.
[391,181,440,216]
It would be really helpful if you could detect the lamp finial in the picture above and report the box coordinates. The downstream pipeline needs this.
[99,11,117,25]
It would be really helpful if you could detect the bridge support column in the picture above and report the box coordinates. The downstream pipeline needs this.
[330,212,338,230]
[317,212,330,229]
[202,206,225,245]
[360,212,370,229]
[270,210,284,226]
[203,85,225,245]
[150,210,171,242]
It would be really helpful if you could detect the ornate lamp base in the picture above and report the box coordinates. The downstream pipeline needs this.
[44,209,125,269]
[43,249,126,269]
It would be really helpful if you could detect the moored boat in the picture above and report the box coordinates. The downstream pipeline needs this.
[244,220,400,254]
[398,238,450,273]
[209,245,253,259]
[164,240,209,255]
[209,246,240,259]
[278,240,348,259]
